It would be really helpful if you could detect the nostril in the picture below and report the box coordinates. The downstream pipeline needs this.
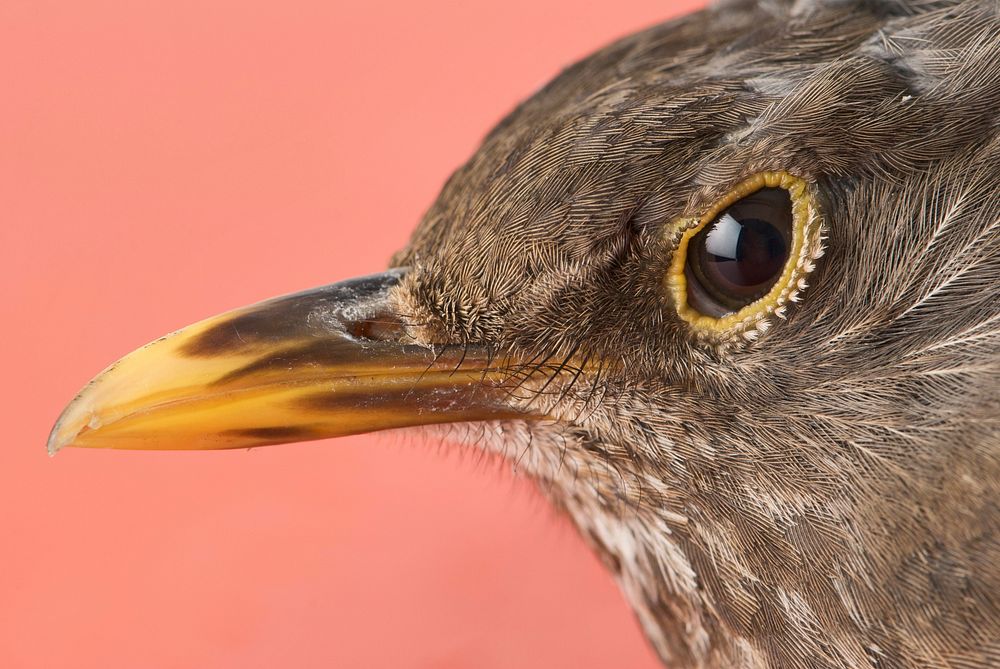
[345,312,410,343]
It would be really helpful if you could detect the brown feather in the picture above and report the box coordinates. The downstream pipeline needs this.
[391,1,1000,666]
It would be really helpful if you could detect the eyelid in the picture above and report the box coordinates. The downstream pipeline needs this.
[665,171,824,341]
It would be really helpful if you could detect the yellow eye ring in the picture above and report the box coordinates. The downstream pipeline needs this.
[666,171,823,337]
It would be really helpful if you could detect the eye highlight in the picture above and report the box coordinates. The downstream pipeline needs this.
[667,172,822,336]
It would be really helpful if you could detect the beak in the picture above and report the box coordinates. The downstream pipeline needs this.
[47,270,528,454]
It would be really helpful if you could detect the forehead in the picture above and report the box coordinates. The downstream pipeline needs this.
[402,2,876,253]
[395,0,996,341]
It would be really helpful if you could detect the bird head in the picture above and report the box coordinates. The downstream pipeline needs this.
[49,0,999,666]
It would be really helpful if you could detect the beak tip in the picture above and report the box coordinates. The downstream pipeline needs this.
[46,422,69,456]
[47,397,90,456]
[47,414,75,456]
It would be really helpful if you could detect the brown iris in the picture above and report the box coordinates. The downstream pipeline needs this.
[684,187,793,317]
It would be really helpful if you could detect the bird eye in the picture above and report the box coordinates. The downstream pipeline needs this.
[666,171,822,337]
[685,188,792,316]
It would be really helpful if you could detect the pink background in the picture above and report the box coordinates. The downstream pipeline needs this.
[2,2,703,667]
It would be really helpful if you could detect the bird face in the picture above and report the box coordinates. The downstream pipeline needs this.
[49,0,999,667]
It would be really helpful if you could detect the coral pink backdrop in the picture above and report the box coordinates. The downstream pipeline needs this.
[1,1,703,666]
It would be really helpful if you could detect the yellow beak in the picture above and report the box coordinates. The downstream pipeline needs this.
[47,271,529,454]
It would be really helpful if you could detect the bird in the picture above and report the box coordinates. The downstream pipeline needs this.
[47,0,999,666]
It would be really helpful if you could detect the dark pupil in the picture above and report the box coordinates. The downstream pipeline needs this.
[706,214,786,286]
[689,187,792,312]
